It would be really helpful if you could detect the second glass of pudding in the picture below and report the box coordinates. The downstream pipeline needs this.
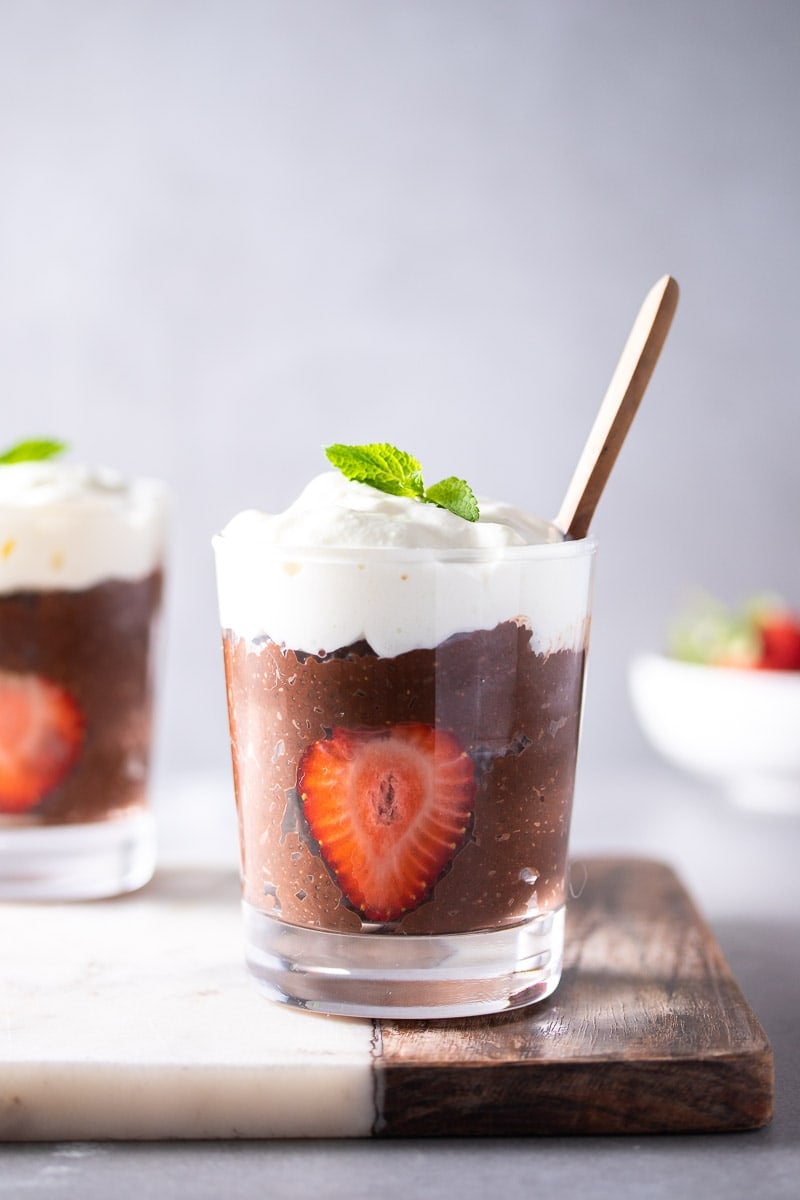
[0,461,167,900]
[215,480,595,1018]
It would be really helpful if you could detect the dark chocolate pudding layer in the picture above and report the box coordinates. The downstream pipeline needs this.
[223,620,586,936]
[0,570,163,824]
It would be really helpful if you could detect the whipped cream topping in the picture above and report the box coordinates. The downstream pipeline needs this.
[227,471,563,549]
[214,473,595,658]
[0,462,168,592]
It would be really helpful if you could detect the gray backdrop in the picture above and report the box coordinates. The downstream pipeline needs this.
[2,0,798,786]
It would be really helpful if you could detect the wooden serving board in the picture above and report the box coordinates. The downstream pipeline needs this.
[0,857,773,1139]
[377,857,774,1135]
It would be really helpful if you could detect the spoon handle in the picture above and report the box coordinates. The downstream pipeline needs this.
[555,274,679,540]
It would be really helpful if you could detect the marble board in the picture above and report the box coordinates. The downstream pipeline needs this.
[0,857,773,1139]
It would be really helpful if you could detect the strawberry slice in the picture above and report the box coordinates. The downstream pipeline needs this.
[298,723,475,923]
[755,612,800,671]
[0,670,84,814]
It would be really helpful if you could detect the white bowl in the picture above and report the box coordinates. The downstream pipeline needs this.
[628,653,800,813]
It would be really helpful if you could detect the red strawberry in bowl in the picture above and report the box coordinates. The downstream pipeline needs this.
[0,670,84,814]
[298,722,475,923]
[669,592,800,672]
[753,609,800,671]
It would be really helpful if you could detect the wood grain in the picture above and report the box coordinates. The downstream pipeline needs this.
[375,858,774,1135]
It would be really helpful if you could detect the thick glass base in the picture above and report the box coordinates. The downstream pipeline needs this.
[0,809,156,901]
[243,901,565,1019]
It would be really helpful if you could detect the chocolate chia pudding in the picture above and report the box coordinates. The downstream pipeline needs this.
[0,570,163,825]
[223,619,586,936]
[0,461,168,847]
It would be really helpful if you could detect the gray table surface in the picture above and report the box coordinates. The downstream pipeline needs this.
[2,763,798,1200]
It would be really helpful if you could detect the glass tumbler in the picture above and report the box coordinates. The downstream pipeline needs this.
[214,534,596,1018]
[0,466,168,900]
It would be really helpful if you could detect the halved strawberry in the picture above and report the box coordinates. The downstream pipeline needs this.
[0,670,84,814]
[298,723,475,923]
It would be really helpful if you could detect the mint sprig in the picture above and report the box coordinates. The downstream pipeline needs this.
[325,443,425,499]
[325,443,479,522]
[0,438,67,465]
[424,476,480,522]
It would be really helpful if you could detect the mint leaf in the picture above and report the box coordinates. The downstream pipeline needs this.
[425,476,479,522]
[324,442,480,522]
[0,438,67,465]
[325,443,424,499]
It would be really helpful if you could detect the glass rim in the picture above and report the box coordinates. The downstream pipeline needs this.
[212,533,598,565]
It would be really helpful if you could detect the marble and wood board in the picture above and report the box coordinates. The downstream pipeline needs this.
[1,857,773,1139]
